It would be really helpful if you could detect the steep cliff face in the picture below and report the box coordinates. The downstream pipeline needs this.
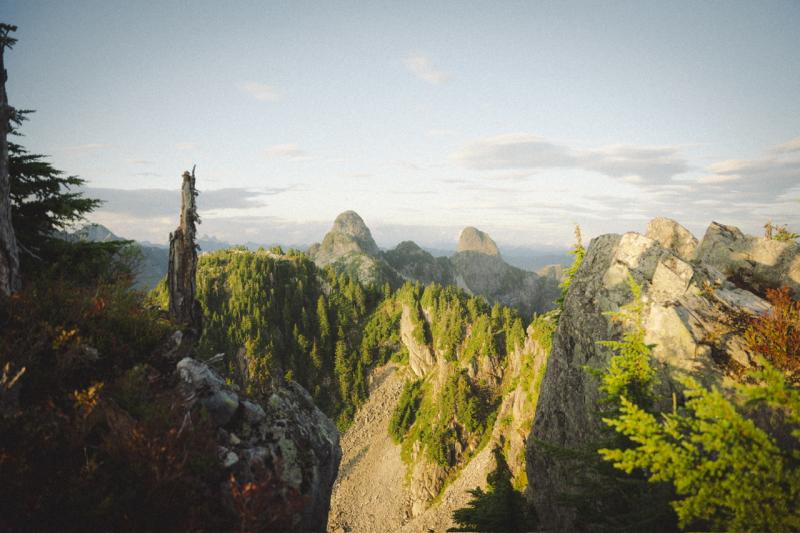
[400,304,436,377]
[525,220,790,531]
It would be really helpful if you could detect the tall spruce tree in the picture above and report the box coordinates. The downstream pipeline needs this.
[9,141,101,258]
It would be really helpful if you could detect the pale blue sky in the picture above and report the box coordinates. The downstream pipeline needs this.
[5,1,800,248]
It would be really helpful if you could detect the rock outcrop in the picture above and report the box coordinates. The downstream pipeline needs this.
[525,220,792,531]
[178,356,341,532]
[400,304,436,378]
[457,226,501,256]
[645,216,698,261]
[695,221,800,297]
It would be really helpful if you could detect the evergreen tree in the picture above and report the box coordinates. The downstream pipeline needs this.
[599,285,800,532]
[9,139,101,257]
[556,224,586,309]
[600,364,800,532]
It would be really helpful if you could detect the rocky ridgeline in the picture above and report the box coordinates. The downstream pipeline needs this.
[526,218,799,531]
[175,353,341,531]
[309,210,561,315]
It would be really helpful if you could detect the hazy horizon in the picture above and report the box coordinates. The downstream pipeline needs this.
[5,1,799,248]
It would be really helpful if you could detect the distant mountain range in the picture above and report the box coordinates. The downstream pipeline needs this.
[72,215,569,314]
[307,211,563,315]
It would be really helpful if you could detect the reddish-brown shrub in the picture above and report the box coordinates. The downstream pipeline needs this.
[229,471,306,532]
[744,287,800,377]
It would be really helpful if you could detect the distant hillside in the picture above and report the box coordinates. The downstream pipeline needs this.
[309,211,565,315]
[63,224,168,290]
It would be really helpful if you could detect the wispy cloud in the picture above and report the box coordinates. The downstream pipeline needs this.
[404,54,450,85]
[83,186,293,219]
[696,137,800,201]
[175,142,199,151]
[128,158,155,165]
[240,82,282,102]
[451,133,689,184]
[264,143,310,161]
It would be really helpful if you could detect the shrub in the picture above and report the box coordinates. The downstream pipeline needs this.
[744,287,800,377]
[599,286,800,532]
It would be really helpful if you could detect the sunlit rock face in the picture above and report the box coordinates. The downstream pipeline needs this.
[307,210,399,287]
[645,217,698,261]
[310,210,380,266]
[694,221,800,298]
[456,226,501,256]
[451,226,560,315]
[525,219,788,531]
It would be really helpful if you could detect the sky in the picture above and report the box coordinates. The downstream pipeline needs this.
[4,0,800,251]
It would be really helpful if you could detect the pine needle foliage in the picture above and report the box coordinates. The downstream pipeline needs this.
[556,224,586,309]
[599,364,800,532]
[597,274,657,410]
[599,285,800,532]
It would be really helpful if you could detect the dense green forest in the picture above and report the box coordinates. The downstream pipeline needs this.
[152,247,398,428]
[153,247,543,436]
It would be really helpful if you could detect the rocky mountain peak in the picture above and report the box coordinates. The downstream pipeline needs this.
[456,226,500,256]
[330,210,379,255]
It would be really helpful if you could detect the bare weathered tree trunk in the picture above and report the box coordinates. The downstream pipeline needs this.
[0,25,20,296]
[168,168,202,333]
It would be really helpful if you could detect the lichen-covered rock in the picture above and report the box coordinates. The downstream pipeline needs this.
[695,221,800,297]
[177,357,341,532]
[646,216,698,261]
[526,223,774,531]
[178,358,240,426]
